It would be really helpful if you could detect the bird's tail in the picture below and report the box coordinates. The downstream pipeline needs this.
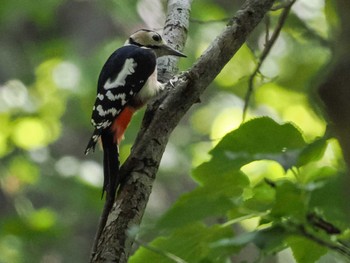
[101,130,120,202]
[85,129,101,155]
[91,130,120,254]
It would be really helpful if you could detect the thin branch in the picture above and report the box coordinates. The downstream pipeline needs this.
[271,0,296,11]
[298,225,350,258]
[264,15,270,45]
[242,0,296,122]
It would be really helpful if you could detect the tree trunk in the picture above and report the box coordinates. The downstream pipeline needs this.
[318,0,350,168]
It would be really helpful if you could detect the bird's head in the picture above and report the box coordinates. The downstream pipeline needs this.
[126,29,186,58]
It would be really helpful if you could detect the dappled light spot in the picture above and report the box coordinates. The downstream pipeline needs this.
[294,0,326,23]
[8,157,39,186]
[256,83,325,139]
[0,235,22,261]
[0,80,28,111]
[12,118,50,150]
[79,160,103,186]
[159,143,182,172]
[211,107,242,143]
[55,156,80,177]
[53,61,81,90]
[190,142,212,168]
[283,105,324,138]
[27,208,57,231]
[241,160,287,186]
[28,147,50,163]
[0,132,9,157]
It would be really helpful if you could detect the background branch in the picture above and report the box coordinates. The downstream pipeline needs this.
[91,0,275,262]
[242,0,295,121]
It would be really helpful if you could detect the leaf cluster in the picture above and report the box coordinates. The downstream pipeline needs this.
[130,118,350,263]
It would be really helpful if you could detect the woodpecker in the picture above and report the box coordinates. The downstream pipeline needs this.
[85,29,186,201]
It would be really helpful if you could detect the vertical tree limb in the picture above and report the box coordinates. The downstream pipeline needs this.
[317,0,350,221]
[91,0,275,262]
[157,0,191,82]
[318,0,350,168]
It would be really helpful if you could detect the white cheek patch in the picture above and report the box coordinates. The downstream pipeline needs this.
[104,58,137,90]
[105,90,127,105]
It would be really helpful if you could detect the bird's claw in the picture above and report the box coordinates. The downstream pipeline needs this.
[169,76,178,88]
[168,71,191,88]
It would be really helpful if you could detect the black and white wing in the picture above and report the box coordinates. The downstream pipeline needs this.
[85,45,156,154]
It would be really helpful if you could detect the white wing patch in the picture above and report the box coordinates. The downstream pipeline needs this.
[96,105,119,117]
[104,58,137,90]
[105,90,127,105]
[97,93,104,100]
[99,120,112,129]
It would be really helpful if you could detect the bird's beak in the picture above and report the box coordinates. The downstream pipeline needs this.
[159,44,187,58]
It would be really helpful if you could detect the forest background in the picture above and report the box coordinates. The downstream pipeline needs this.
[1,0,349,262]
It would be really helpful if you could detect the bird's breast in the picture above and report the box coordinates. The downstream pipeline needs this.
[130,68,162,109]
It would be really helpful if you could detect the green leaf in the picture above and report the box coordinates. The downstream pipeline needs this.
[157,171,249,230]
[252,225,288,254]
[287,236,327,263]
[210,231,256,248]
[309,174,350,227]
[302,166,338,186]
[209,117,306,171]
[244,182,276,212]
[130,224,232,263]
[211,225,288,255]
[297,137,328,167]
[213,117,305,154]
[193,156,249,186]
[271,180,306,220]
[170,118,309,230]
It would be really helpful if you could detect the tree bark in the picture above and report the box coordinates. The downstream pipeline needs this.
[91,0,275,262]
[318,0,350,168]
[157,0,191,82]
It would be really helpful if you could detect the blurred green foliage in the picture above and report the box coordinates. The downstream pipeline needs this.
[0,0,349,262]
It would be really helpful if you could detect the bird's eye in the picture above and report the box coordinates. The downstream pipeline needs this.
[152,34,161,42]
